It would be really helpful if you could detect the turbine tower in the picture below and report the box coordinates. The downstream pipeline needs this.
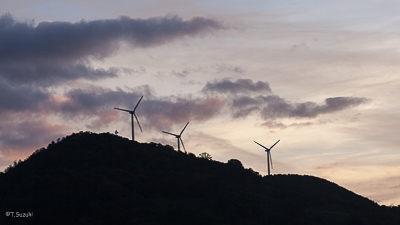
[114,95,143,141]
[162,122,189,152]
[254,139,280,176]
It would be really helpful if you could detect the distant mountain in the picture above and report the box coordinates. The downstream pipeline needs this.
[0,132,399,225]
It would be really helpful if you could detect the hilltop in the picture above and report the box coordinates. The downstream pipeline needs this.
[0,132,399,225]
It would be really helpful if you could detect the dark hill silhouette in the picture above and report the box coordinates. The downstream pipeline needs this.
[0,132,399,225]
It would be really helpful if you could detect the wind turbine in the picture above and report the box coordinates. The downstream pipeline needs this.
[254,140,280,176]
[162,122,189,152]
[114,96,143,141]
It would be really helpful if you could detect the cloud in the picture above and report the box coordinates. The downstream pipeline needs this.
[0,13,225,86]
[0,79,368,172]
[0,114,72,170]
[170,69,191,78]
[55,88,144,116]
[0,118,70,154]
[0,13,225,62]
[231,96,261,118]
[156,64,245,79]
[260,121,288,129]
[259,96,369,119]
[203,79,368,119]
[261,120,323,130]
[47,87,226,130]
[0,75,368,137]
[87,109,119,130]
[211,64,245,74]
[0,81,50,113]
[202,78,272,95]
[229,94,367,119]
[140,97,226,130]
[0,61,119,86]
[0,82,226,141]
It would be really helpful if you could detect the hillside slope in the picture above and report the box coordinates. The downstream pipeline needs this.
[0,132,399,225]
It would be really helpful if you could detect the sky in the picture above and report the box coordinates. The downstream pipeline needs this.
[1,0,400,206]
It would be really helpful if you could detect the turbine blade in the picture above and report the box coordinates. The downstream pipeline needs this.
[254,141,269,150]
[180,138,186,152]
[180,121,189,135]
[114,107,132,113]
[133,113,143,132]
[270,139,280,150]
[162,131,178,137]
[133,95,143,111]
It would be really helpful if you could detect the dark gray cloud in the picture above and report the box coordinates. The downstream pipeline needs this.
[0,81,50,112]
[202,78,272,95]
[0,13,226,117]
[41,80,368,127]
[0,86,222,140]
[231,96,261,118]
[0,82,225,137]
[0,61,118,86]
[0,13,225,86]
[140,97,226,130]
[260,96,368,119]
[0,75,368,135]
[58,88,144,116]
[230,94,368,119]
[0,13,225,62]
[0,13,227,168]
[201,79,368,119]
[45,87,225,130]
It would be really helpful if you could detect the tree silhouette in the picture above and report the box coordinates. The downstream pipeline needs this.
[227,159,244,168]
[198,152,212,160]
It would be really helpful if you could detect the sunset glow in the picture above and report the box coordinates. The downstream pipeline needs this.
[1,0,400,206]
